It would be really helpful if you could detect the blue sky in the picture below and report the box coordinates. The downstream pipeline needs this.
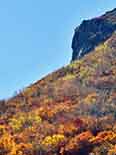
[0,0,115,99]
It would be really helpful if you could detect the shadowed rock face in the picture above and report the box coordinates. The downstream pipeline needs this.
[72,8,116,61]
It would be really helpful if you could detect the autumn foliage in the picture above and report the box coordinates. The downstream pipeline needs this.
[0,32,115,155]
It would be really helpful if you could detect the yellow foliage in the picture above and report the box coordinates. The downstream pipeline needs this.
[62,74,75,81]
[9,112,42,132]
[0,133,17,155]
[0,125,7,135]
[108,146,116,155]
[68,60,83,69]
[0,131,33,155]
[0,126,25,155]
[84,92,97,104]
[42,134,65,147]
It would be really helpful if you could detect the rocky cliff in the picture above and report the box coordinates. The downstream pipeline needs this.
[72,8,116,61]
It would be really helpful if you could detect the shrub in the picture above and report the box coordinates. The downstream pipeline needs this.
[9,113,42,132]
[42,134,65,147]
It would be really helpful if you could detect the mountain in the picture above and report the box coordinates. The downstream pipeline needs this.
[72,8,116,61]
[0,9,116,155]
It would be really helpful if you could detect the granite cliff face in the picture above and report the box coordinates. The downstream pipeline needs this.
[72,8,116,61]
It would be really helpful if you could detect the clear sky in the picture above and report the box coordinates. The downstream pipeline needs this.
[0,0,115,99]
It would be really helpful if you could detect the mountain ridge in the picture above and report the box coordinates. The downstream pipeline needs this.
[0,8,116,155]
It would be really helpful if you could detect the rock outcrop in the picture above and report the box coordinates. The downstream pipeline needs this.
[72,8,116,61]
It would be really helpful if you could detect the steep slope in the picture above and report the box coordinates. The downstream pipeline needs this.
[72,8,116,61]
[0,32,115,155]
[0,10,116,155]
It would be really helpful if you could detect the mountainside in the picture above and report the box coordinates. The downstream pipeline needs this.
[0,9,116,155]
[72,8,116,61]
